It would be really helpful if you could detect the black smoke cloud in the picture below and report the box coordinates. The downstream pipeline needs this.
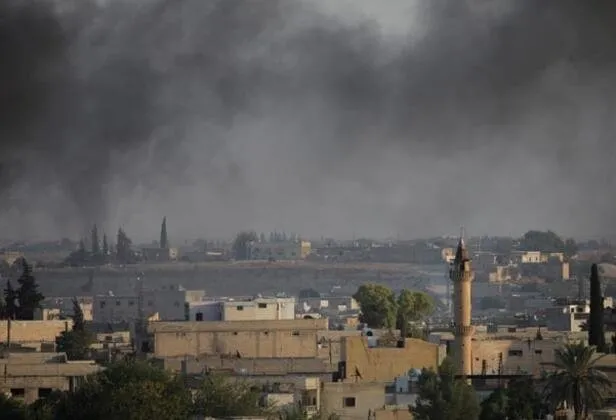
[1,0,616,241]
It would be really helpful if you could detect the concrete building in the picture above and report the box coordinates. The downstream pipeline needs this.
[0,320,72,350]
[147,318,328,358]
[545,297,613,332]
[336,336,439,383]
[38,296,93,321]
[248,241,312,260]
[93,286,205,324]
[0,352,103,404]
[141,247,179,262]
[188,297,295,322]
[449,235,474,377]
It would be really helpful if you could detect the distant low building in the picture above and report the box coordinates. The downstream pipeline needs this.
[188,296,295,322]
[248,241,311,261]
[0,352,102,404]
[93,286,205,323]
[141,247,178,262]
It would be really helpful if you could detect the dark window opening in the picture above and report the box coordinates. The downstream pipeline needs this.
[196,312,204,321]
[508,350,523,357]
[292,331,300,336]
[10,388,25,398]
[236,306,244,311]
[258,303,267,309]
[343,397,356,407]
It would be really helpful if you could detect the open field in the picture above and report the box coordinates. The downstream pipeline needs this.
[34,261,447,299]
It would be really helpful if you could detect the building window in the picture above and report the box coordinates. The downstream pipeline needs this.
[292,331,300,336]
[535,349,543,355]
[508,350,523,357]
[196,312,203,321]
[128,301,135,306]
[343,397,356,407]
[258,303,267,309]
[116,300,121,306]
[10,388,25,399]
[236,306,244,311]
[100,301,106,309]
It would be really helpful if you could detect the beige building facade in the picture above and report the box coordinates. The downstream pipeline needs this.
[148,319,328,358]
[0,352,103,404]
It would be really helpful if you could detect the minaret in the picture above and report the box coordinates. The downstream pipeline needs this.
[449,230,474,377]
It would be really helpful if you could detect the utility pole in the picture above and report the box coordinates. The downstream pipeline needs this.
[134,275,145,356]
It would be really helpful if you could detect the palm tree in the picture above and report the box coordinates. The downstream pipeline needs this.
[544,342,611,419]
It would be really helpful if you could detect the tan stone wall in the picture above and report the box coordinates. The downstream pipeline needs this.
[321,382,385,420]
[471,339,559,375]
[340,337,438,382]
[375,409,413,420]
[0,320,71,344]
[150,319,327,358]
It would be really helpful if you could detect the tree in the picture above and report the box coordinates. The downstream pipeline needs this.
[16,258,43,320]
[116,228,135,264]
[396,289,434,337]
[3,280,16,320]
[91,224,100,256]
[0,393,25,420]
[56,298,94,360]
[102,234,108,260]
[52,360,192,420]
[412,357,480,420]
[519,230,565,253]
[193,374,264,418]
[564,238,579,259]
[353,284,397,329]
[589,264,606,351]
[232,231,257,260]
[479,387,507,420]
[544,342,611,420]
[160,217,168,249]
[480,377,545,420]
[505,376,545,420]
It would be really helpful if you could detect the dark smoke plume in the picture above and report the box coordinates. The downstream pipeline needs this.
[1,0,616,241]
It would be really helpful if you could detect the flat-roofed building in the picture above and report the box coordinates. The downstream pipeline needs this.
[188,296,295,322]
[148,318,328,358]
[0,352,103,404]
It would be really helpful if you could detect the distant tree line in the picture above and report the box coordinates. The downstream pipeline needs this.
[64,217,170,267]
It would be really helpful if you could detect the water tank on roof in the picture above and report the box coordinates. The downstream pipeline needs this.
[361,327,374,337]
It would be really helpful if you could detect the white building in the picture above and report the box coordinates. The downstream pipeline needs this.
[545,297,613,332]
[93,286,205,324]
[188,296,296,322]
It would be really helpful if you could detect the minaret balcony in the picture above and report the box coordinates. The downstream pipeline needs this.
[452,325,475,336]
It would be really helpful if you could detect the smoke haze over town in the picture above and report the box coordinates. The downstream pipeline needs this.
[1,0,616,242]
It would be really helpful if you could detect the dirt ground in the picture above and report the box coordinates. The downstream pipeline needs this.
[35,261,442,298]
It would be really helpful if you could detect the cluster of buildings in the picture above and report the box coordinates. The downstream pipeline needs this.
[4,237,616,419]
[442,248,570,284]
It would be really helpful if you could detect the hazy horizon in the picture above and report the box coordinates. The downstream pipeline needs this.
[2,0,616,243]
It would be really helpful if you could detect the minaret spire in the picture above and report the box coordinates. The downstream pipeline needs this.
[450,225,474,377]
